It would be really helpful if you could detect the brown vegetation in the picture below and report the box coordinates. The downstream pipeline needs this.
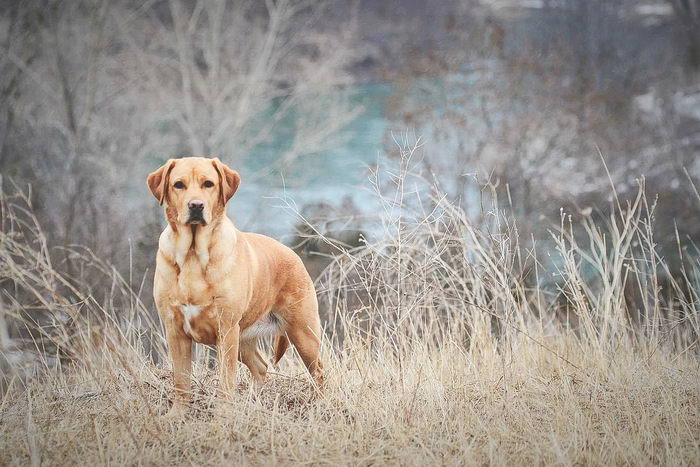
[1,161,698,465]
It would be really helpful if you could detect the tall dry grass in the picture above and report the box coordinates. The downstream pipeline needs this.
[0,153,698,465]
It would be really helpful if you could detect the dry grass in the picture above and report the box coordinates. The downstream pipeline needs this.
[1,337,697,465]
[0,156,699,465]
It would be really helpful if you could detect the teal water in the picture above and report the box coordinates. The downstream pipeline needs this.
[232,83,392,238]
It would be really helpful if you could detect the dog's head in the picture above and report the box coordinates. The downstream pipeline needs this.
[147,157,240,226]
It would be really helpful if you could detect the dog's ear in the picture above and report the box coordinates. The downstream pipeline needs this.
[147,159,176,206]
[211,158,240,206]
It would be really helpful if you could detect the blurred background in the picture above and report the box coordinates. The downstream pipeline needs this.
[1,0,699,298]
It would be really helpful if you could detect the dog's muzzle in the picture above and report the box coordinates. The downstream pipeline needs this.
[187,199,205,224]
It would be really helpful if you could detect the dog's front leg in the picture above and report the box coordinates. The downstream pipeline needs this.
[217,319,240,400]
[166,323,192,416]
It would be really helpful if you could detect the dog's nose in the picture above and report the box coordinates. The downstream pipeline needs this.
[188,199,205,210]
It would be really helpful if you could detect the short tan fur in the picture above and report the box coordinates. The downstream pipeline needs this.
[147,157,323,416]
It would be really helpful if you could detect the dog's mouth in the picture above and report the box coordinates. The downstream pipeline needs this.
[186,212,206,225]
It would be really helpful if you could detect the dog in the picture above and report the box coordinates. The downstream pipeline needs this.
[147,157,323,415]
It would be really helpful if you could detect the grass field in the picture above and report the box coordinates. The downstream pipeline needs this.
[0,336,697,465]
[1,167,698,465]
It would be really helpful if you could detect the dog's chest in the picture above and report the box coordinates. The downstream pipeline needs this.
[174,257,217,344]
[176,255,212,301]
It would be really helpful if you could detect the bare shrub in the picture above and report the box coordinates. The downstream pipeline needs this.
[316,142,699,357]
[0,183,163,389]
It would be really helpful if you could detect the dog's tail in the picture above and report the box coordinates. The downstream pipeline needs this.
[273,335,289,365]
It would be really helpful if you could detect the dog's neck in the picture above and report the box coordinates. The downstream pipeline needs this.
[169,217,227,270]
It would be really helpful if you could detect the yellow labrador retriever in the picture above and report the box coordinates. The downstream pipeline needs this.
[147,157,323,415]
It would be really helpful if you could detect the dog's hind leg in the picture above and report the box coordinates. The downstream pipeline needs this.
[286,294,324,390]
[273,335,289,364]
[239,338,268,384]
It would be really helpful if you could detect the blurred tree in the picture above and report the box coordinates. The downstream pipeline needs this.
[667,0,700,68]
[0,0,361,297]
[383,0,700,262]
[122,0,362,169]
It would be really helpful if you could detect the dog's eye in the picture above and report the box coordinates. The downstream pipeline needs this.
[173,181,185,189]
[203,180,214,188]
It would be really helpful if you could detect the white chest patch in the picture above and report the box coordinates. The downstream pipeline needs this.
[180,304,202,338]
